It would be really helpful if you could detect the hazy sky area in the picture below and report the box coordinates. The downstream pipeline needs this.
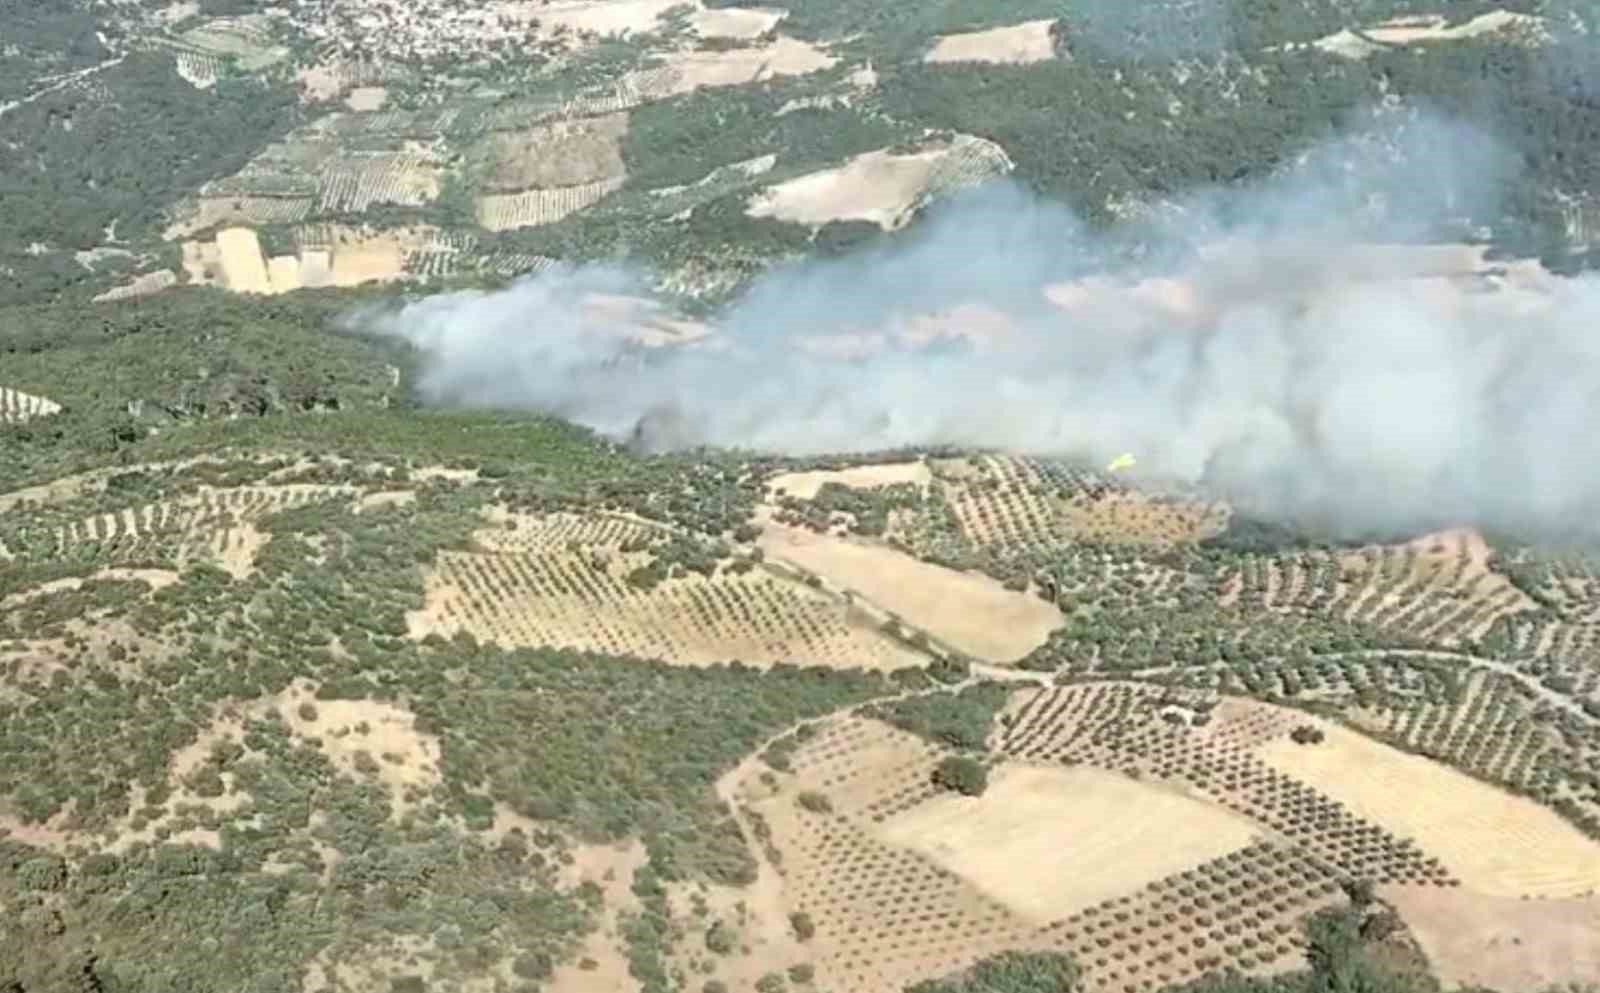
[360,111,1600,540]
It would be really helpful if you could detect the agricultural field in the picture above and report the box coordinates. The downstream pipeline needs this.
[723,700,1359,993]
[8,0,1600,990]
[409,508,927,670]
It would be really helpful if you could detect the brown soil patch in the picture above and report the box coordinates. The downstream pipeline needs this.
[1259,721,1600,897]
[758,522,1061,662]
[876,764,1261,924]
[924,19,1056,65]
[1385,885,1600,991]
[768,461,932,500]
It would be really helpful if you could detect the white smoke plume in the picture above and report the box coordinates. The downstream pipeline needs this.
[358,111,1600,540]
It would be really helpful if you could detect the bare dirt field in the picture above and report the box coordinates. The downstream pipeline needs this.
[924,20,1056,65]
[659,36,836,95]
[757,522,1062,662]
[1258,722,1600,897]
[876,764,1261,924]
[690,5,787,39]
[216,226,273,293]
[344,85,387,111]
[746,145,952,230]
[182,224,442,293]
[1384,885,1600,991]
[767,461,933,500]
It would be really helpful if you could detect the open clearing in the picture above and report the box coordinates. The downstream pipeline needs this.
[747,144,958,230]
[1314,10,1546,59]
[1385,885,1600,991]
[747,134,1012,230]
[767,461,932,500]
[1259,721,1600,897]
[924,20,1056,65]
[876,764,1261,924]
[690,5,787,39]
[757,522,1062,662]
[731,711,1337,993]
[183,224,443,293]
[655,36,835,96]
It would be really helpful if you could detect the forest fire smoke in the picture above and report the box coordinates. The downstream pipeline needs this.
[359,112,1600,540]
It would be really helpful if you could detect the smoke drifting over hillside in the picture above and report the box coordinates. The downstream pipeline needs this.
[361,112,1600,540]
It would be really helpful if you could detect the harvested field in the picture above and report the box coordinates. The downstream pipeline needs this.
[996,684,1459,887]
[748,133,1011,229]
[1384,885,1600,992]
[924,20,1057,65]
[1315,10,1546,59]
[747,146,952,230]
[183,224,442,293]
[345,86,387,111]
[216,226,273,293]
[656,36,835,95]
[266,255,303,292]
[732,710,1341,993]
[690,5,786,39]
[757,522,1062,662]
[877,764,1261,924]
[1258,721,1600,897]
[0,386,62,423]
[768,461,932,500]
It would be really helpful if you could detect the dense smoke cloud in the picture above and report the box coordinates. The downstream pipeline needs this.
[358,111,1600,540]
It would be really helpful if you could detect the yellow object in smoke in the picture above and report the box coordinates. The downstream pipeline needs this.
[1106,453,1137,473]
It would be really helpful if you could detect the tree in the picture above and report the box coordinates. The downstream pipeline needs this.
[789,911,816,942]
[932,756,989,797]
[1290,725,1326,745]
